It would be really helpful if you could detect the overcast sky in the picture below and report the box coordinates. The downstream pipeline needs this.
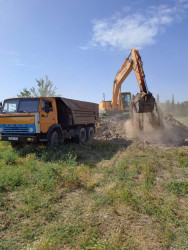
[0,0,188,103]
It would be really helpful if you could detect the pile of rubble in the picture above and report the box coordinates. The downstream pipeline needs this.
[164,114,185,127]
[95,120,126,141]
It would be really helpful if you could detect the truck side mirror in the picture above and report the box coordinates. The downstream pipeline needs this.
[45,102,50,113]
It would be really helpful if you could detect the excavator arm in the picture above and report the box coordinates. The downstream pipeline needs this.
[112,48,155,113]
[112,56,133,109]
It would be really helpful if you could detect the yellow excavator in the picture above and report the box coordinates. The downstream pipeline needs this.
[99,48,156,119]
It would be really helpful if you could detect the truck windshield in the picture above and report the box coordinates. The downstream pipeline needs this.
[2,98,40,113]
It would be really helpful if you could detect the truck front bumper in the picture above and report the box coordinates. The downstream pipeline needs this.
[0,134,37,143]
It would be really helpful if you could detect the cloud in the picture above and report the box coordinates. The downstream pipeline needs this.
[83,1,188,51]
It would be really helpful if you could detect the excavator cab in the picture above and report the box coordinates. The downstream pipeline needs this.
[119,92,131,111]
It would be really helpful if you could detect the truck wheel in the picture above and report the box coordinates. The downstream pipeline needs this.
[86,127,94,141]
[79,128,86,144]
[48,130,59,148]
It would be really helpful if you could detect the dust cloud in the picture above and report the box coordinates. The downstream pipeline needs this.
[125,113,187,145]
[96,112,188,146]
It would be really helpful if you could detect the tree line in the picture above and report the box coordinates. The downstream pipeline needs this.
[2,76,188,118]
[157,94,188,117]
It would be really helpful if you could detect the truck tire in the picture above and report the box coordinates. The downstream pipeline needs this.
[78,127,86,144]
[48,130,59,148]
[86,127,94,141]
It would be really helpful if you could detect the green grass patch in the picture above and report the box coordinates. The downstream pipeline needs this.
[0,142,188,249]
[177,151,188,168]
[167,181,188,196]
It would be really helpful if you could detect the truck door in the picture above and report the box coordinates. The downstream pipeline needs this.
[40,98,57,133]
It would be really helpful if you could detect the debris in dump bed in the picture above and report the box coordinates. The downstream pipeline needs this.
[95,115,188,146]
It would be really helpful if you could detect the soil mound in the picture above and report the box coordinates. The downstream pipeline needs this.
[95,120,126,141]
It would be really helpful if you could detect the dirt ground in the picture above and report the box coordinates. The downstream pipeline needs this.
[95,114,188,147]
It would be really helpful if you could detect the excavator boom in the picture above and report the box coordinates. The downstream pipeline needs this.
[112,48,155,113]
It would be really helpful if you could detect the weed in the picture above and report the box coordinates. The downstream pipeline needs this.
[3,150,18,165]
[167,181,188,195]
[161,225,176,248]
[92,194,108,208]
[36,223,84,249]
[142,164,156,190]
[79,226,101,249]
[22,188,52,213]
[178,152,188,168]
[0,166,28,192]
[121,188,140,212]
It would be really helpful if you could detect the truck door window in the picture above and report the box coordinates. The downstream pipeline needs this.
[41,101,53,112]
[49,102,53,112]
[41,101,45,112]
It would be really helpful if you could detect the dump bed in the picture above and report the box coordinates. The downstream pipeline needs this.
[59,97,99,125]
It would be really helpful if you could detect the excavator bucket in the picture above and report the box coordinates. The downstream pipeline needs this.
[131,92,155,113]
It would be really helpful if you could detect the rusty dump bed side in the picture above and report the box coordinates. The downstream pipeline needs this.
[60,97,99,125]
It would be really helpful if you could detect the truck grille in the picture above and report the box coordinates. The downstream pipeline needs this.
[4,125,29,134]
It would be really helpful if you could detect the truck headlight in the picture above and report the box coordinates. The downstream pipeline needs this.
[29,127,34,133]
[0,127,3,133]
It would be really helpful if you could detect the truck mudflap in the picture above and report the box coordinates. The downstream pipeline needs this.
[0,134,37,143]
